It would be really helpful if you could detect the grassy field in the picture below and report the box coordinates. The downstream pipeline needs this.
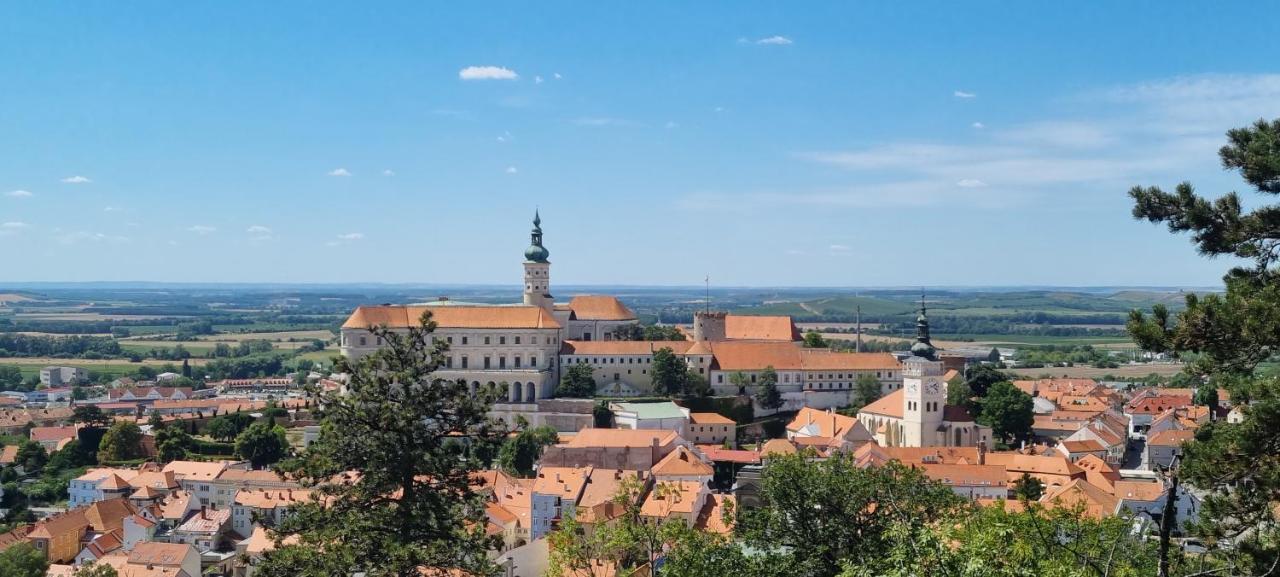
[0,357,211,379]
[1006,363,1185,379]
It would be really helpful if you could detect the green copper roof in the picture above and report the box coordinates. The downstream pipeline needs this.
[525,210,550,262]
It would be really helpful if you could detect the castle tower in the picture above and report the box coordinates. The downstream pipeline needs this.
[692,311,727,342]
[522,211,553,311]
[902,293,946,446]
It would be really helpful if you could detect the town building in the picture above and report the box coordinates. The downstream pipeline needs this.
[41,366,87,387]
[857,302,993,450]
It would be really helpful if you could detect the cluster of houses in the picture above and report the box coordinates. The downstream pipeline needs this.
[1,459,308,577]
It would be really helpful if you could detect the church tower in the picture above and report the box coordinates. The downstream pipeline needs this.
[902,293,946,446]
[522,211,553,311]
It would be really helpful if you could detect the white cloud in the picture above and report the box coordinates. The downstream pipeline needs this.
[459,66,518,81]
[572,117,634,127]
[553,73,562,80]
[187,225,216,235]
[337,232,364,241]
[953,90,976,99]
[2,221,28,229]
[506,166,519,174]
[755,35,793,45]
[956,179,987,188]
[785,249,805,255]
[56,231,128,245]
[328,168,352,177]
[534,75,544,84]
[829,244,851,252]
[6,190,32,198]
[972,122,985,129]
[246,225,272,234]
[665,121,679,129]
[61,175,91,184]
[714,106,726,113]
[382,169,395,176]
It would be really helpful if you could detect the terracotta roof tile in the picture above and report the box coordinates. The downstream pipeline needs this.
[651,446,714,478]
[724,315,800,341]
[566,296,636,321]
[343,305,561,330]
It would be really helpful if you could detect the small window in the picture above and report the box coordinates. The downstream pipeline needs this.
[515,336,522,345]
[500,336,506,345]
[359,336,367,346]
[462,337,469,345]
[485,336,491,345]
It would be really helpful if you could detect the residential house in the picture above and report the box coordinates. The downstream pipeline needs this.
[170,505,232,552]
[530,466,590,539]
[231,489,313,538]
[30,425,81,452]
[917,463,1009,500]
[1144,429,1195,470]
[686,412,735,445]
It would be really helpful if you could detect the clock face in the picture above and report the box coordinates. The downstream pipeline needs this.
[907,383,919,394]
[927,382,940,395]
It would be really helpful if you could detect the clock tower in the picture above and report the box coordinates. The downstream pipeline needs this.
[902,294,946,446]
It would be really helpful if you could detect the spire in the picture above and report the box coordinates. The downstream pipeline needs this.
[911,288,936,360]
[524,210,549,262]
[855,304,863,353]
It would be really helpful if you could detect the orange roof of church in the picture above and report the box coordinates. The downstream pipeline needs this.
[787,407,863,439]
[562,428,680,449]
[859,389,905,419]
[724,315,800,341]
[566,296,636,321]
[343,304,561,330]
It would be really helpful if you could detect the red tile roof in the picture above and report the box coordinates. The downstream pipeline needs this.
[343,305,561,330]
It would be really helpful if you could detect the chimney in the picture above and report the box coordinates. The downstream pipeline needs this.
[977,442,986,465]
[200,505,207,519]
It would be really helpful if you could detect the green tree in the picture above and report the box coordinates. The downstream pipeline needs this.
[803,330,829,348]
[592,401,613,428]
[650,347,687,397]
[755,367,784,410]
[97,421,143,463]
[1127,118,1280,571]
[155,426,192,463]
[235,422,290,469]
[837,503,1159,577]
[851,373,882,411]
[964,364,1009,397]
[15,441,46,473]
[75,561,119,577]
[181,358,192,378]
[0,542,48,577]
[256,311,501,577]
[496,424,558,478]
[555,362,597,398]
[0,365,22,388]
[977,381,1033,446]
[1194,382,1220,415]
[205,416,239,442]
[1011,472,1044,501]
[729,371,749,395]
[737,452,965,577]
[72,405,111,428]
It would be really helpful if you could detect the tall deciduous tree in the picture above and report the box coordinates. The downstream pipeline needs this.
[555,362,597,398]
[755,367,783,410]
[0,542,48,577]
[851,373,882,411]
[97,421,143,463]
[256,311,502,577]
[496,423,558,478]
[737,452,965,577]
[235,422,290,469]
[977,381,1033,446]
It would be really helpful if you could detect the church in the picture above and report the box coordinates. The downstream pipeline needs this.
[857,302,994,449]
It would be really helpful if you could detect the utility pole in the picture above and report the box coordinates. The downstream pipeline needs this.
[855,304,863,353]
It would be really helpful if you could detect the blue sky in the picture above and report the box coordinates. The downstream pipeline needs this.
[1,2,1278,286]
